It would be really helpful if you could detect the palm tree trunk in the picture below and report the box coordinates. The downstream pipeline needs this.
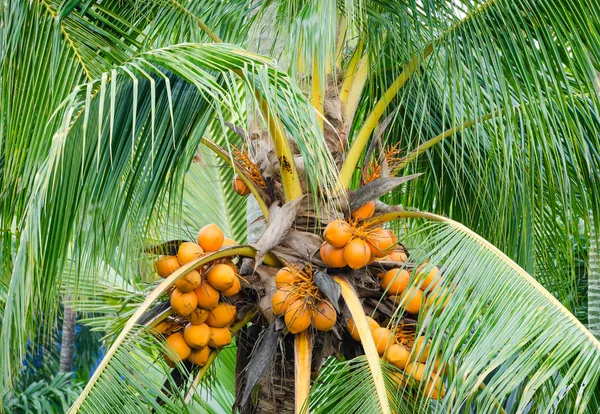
[59,304,77,373]
[589,212,600,337]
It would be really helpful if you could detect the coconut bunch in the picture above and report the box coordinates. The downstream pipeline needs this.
[152,223,242,366]
[346,316,446,400]
[271,264,338,334]
[320,201,405,269]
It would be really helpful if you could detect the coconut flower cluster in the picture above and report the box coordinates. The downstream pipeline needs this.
[271,264,337,334]
[152,224,241,366]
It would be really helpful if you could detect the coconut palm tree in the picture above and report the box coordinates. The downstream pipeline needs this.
[2,0,600,413]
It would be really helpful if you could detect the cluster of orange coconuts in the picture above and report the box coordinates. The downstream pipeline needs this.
[320,201,408,269]
[153,223,241,366]
[346,316,446,400]
[271,264,337,334]
[379,264,450,315]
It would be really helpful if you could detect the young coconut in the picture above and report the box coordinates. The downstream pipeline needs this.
[194,280,220,310]
[170,288,198,316]
[275,267,298,288]
[412,336,431,363]
[366,228,394,258]
[209,327,232,348]
[405,362,427,382]
[323,220,353,248]
[371,327,395,355]
[385,344,411,369]
[186,307,209,325]
[197,223,224,252]
[346,316,380,341]
[206,264,235,291]
[221,237,237,248]
[177,242,204,265]
[154,255,181,278]
[320,243,347,268]
[352,200,375,220]
[153,319,173,335]
[174,269,201,293]
[284,300,312,334]
[312,300,337,332]
[165,331,191,361]
[392,286,424,314]
[183,323,211,348]
[425,375,446,400]
[188,346,211,366]
[232,175,250,196]
[343,238,371,269]
[380,268,410,295]
[271,286,295,316]
[221,275,241,296]
[416,264,441,290]
[206,303,237,328]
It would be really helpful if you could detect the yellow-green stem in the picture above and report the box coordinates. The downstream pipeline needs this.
[338,45,433,191]
[294,331,312,414]
[343,56,369,128]
[200,137,270,220]
[333,276,391,414]
[334,16,347,70]
[339,41,364,106]
[311,55,324,130]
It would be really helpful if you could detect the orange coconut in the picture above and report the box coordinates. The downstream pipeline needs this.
[352,200,375,220]
[346,316,380,341]
[416,264,441,290]
[221,237,237,248]
[221,275,241,296]
[177,242,204,265]
[385,344,411,369]
[272,286,295,316]
[343,239,371,269]
[206,264,235,291]
[154,255,181,278]
[320,243,347,268]
[312,300,337,332]
[385,229,398,244]
[219,259,238,274]
[232,175,250,196]
[366,228,394,258]
[284,300,312,334]
[197,223,224,252]
[170,288,198,316]
[187,346,211,366]
[275,267,298,288]
[323,220,353,248]
[387,249,408,262]
[371,327,395,355]
[412,336,431,363]
[206,303,237,328]
[405,362,427,382]
[165,331,191,361]
[154,319,173,335]
[183,323,211,348]
[380,268,410,295]
[174,269,201,293]
[194,280,220,310]
[425,287,451,312]
[392,287,424,314]
[186,308,209,325]
[425,375,446,400]
[208,327,232,348]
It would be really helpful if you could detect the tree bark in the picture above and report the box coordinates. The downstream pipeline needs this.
[588,212,600,337]
[59,304,77,373]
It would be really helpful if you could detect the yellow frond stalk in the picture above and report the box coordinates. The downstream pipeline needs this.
[338,46,433,191]
[343,56,369,128]
[339,41,364,106]
[333,276,391,414]
[294,331,312,414]
[311,56,324,130]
